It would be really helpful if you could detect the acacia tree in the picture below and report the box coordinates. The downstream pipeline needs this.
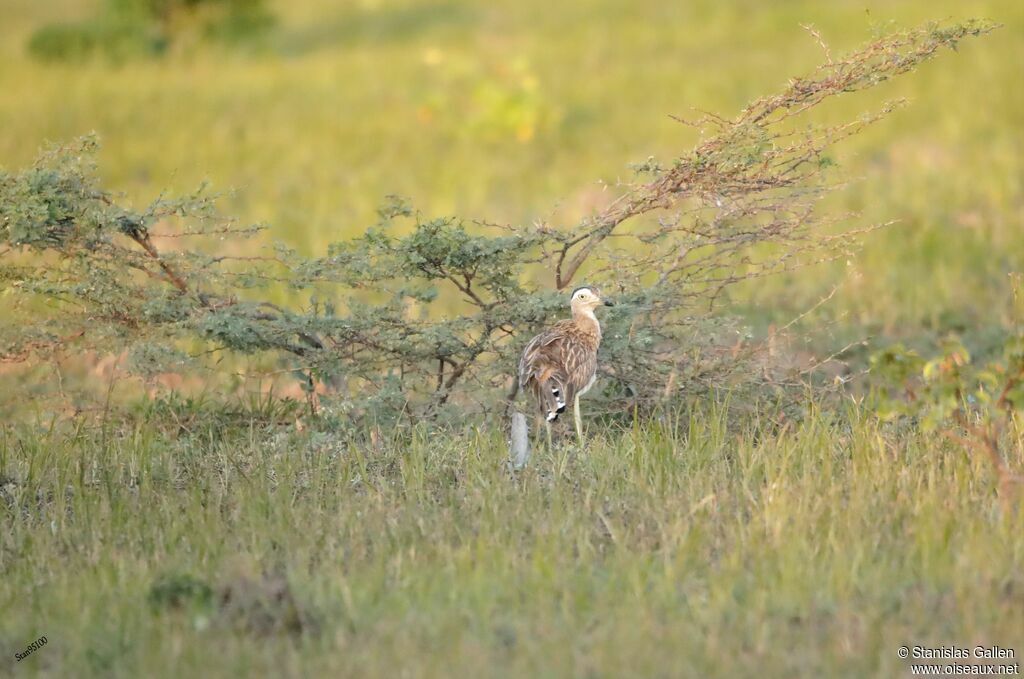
[1,21,996,428]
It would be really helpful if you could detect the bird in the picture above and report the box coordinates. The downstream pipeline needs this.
[518,286,613,443]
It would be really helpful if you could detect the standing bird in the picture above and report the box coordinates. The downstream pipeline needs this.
[519,286,613,443]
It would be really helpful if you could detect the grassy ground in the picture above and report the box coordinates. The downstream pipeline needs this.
[2,408,1022,677]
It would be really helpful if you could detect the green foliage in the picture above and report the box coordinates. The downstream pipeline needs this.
[870,282,1023,430]
[146,569,315,637]
[869,275,1023,501]
[148,573,213,612]
[876,339,1023,419]
[27,25,103,62]
[27,0,273,62]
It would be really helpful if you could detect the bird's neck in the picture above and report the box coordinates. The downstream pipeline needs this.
[572,307,602,340]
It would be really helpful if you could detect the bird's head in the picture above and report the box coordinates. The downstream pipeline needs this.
[570,286,613,316]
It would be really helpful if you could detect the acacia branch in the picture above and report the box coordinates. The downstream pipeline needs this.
[550,21,996,291]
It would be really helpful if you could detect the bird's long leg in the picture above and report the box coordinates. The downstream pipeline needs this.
[534,412,550,451]
[535,409,554,450]
[573,394,583,442]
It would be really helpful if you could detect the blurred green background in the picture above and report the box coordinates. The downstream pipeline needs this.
[2,0,1021,340]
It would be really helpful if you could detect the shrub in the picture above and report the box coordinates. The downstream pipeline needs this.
[870,273,1023,506]
[28,23,106,63]
[27,0,273,62]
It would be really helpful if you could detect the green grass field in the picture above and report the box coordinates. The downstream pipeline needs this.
[2,408,1022,677]
[2,0,1023,676]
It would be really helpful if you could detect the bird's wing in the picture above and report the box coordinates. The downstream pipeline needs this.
[518,321,573,386]
[518,334,543,386]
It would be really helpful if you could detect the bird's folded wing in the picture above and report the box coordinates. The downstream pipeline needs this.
[519,323,568,385]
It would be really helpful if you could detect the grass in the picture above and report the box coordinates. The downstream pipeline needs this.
[2,406,1022,677]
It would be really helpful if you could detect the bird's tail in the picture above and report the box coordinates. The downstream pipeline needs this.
[540,377,567,423]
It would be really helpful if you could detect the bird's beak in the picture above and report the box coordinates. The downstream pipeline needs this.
[603,299,615,307]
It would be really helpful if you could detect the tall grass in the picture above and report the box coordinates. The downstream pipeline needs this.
[2,406,1021,677]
